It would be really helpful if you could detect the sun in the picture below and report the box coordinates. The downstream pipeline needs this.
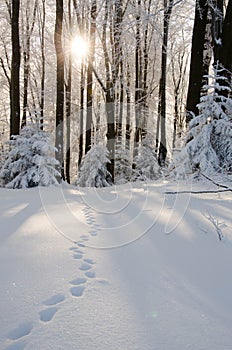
[71,36,88,59]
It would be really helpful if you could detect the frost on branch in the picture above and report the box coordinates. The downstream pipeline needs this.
[0,124,61,188]
[173,67,232,178]
[77,144,112,187]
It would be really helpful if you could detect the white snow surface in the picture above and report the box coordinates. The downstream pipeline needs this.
[0,179,232,350]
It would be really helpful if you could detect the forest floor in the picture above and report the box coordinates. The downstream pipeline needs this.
[0,178,232,350]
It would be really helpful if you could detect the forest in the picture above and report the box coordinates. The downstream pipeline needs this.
[1,2,232,349]
[0,0,231,188]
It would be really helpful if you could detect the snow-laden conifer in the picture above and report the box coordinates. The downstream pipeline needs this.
[77,144,112,187]
[173,67,232,177]
[133,138,161,181]
[0,124,61,188]
[115,138,133,184]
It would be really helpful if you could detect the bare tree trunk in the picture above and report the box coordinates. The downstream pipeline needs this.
[65,0,72,183]
[218,0,232,93]
[10,0,20,137]
[78,63,85,168]
[54,0,65,180]
[134,0,142,148]
[85,0,97,154]
[158,0,174,166]
[21,0,37,128]
[211,0,223,64]
[186,0,208,123]
[103,0,115,182]
[125,62,131,151]
[40,0,46,129]
[113,0,123,138]
[201,8,213,88]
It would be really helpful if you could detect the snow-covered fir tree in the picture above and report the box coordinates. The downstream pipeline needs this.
[0,124,61,188]
[133,138,161,181]
[173,66,232,177]
[115,138,134,184]
[77,144,112,187]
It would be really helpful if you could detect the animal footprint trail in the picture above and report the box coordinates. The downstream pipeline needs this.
[68,204,99,299]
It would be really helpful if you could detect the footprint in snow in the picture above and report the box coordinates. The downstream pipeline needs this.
[70,247,83,254]
[42,294,65,306]
[83,258,95,265]
[90,231,97,236]
[79,263,92,271]
[85,271,96,279]
[70,286,85,297]
[77,242,85,248]
[39,307,58,323]
[69,277,87,285]
[7,322,33,341]
[39,293,65,323]
[73,253,83,259]
[69,246,78,251]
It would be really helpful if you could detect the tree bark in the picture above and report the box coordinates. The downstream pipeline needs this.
[85,0,97,154]
[158,0,173,166]
[218,0,232,91]
[103,0,115,182]
[21,0,37,128]
[54,0,65,180]
[186,0,208,123]
[40,0,46,129]
[10,0,20,137]
[65,0,72,184]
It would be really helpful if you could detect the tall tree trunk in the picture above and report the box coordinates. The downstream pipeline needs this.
[10,0,20,137]
[65,0,72,183]
[40,0,46,129]
[78,63,85,168]
[218,0,232,92]
[158,0,173,166]
[134,0,142,148]
[54,0,65,180]
[113,0,123,138]
[125,62,131,151]
[211,0,223,64]
[85,0,97,154]
[21,0,37,128]
[201,8,213,88]
[186,0,208,123]
[103,0,115,182]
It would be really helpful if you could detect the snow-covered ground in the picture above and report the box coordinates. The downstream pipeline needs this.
[0,179,232,350]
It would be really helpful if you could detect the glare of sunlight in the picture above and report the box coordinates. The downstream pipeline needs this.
[71,36,88,59]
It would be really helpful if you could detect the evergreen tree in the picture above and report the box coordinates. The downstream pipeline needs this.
[133,138,161,181]
[115,138,133,184]
[0,124,61,188]
[77,144,112,187]
[174,67,232,177]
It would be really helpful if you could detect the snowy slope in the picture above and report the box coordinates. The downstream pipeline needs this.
[0,179,232,350]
